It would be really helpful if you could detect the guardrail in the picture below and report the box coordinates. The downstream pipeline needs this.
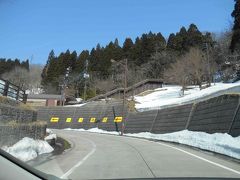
[0,78,27,103]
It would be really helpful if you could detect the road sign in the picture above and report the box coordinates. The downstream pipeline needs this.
[50,117,59,123]
[78,118,84,122]
[102,117,108,123]
[66,118,72,123]
[114,116,123,123]
[90,117,96,123]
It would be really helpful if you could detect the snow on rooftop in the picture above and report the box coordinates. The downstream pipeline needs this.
[134,81,240,111]
[1,137,54,162]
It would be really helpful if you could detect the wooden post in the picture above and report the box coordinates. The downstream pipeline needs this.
[3,81,9,97]
[121,58,128,136]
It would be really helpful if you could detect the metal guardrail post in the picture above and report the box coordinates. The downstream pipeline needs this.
[112,106,119,132]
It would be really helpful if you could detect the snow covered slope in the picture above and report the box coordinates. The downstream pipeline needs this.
[134,82,240,111]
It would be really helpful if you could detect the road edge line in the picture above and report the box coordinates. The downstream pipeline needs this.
[60,138,96,179]
[155,141,240,175]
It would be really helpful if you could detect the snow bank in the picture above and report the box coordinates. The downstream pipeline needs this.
[64,128,240,159]
[45,128,57,141]
[64,103,86,107]
[46,128,53,134]
[135,82,240,111]
[44,134,57,141]
[126,130,240,159]
[1,137,54,162]
[64,128,120,135]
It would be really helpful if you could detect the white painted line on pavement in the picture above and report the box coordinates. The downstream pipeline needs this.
[60,137,97,179]
[155,141,240,175]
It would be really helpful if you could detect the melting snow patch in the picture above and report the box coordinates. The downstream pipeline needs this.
[1,137,54,162]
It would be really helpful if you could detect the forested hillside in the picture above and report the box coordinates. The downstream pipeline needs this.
[41,24,219,97]
[0,58,29,75]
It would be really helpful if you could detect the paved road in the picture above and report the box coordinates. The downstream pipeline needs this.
[34,130,240,179]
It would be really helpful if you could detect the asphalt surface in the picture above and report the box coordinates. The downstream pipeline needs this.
[34,130,240,179]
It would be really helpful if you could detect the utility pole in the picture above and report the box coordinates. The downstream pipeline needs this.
[205,42,211,86]
[121,58,128,136]
[83,59,89,101]
[110,58,128,135]
[60,66,71,106]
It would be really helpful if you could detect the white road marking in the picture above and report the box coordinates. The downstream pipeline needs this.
[60,137,96,179]
[154,140,240,175]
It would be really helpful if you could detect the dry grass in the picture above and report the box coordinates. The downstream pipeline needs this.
[0,96,20,106]
[0,95,36,111]
[127,100,137,112]
[19,103,36,111]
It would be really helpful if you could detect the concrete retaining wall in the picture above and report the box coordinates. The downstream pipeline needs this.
[188,95,239,134]
[0,103,37,124]
[37,94,240,137]
[0,123,47,147]
[0,100,46,147]
[125,110,158,133]
[38,100,127,131]
[152,104,193,134]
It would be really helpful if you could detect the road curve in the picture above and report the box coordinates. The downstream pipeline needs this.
[34,130,240,179]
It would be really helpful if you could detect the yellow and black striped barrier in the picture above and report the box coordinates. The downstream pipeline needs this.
[49,116,123,123]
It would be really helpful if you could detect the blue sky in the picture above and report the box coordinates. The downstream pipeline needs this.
[0,0,234,65]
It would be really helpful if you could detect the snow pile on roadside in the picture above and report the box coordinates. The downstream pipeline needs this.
[64,128,120,135]
[46,128,53,134]
[126,130,240,159]
[44,134,57,141]
[65,128,240,159]
[1,137,54,162]
[135,82,240,111]
[64,103,86,107]
[45,128,57,141]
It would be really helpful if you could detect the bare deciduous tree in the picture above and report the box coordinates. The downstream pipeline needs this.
[1,64,44,93]
[1,67,30,90]
[93,78,116,94]
[164,48,217,95]
[28,64,43,93]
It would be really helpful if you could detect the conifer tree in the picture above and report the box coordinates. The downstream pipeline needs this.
[230,0,240,52]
